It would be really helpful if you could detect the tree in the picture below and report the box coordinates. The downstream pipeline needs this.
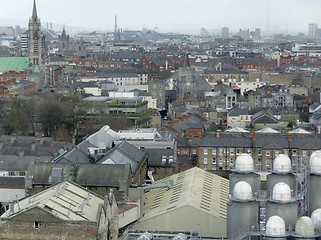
[287,120,297,128]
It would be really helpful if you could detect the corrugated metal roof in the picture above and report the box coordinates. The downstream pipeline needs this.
[1,180,104,223]
[140,167,229,222]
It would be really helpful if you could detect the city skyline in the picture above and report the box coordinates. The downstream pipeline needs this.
[0,0,321,35]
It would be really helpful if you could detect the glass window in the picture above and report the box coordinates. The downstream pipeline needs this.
[266,151,270,156]
[275,151,279,156]
[192,149,196,155]
[219,158,223,165]
[292,150,297,156]
[258,149,262,156]
[230,149,234,155]
[203,157,208,165]
[212,149,216,155]
[212,158,216,164]
[204,148,208,155]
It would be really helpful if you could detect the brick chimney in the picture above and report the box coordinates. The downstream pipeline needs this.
[252,133,256,148]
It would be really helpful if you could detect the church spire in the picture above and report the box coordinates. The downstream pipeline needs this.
[32,0,38,20]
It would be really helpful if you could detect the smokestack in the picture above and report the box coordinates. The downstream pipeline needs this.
[19,148,24,158]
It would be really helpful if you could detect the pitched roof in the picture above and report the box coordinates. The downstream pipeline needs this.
[228,108,249,117]
[1,180,104,223]
[200,137,252,148]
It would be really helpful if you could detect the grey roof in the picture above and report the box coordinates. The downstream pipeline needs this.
[46,55,68,63]
[28,162,131,188]
[184,122,203,129]
[0,176,25,188]
[97,141,146,174]
[254,137,288,149]
[0,155,52,172]
[228,108,249,117]
[200,137,252,148]
[176,138,199,148]
[147,149,175,167]
[291,138,321,150]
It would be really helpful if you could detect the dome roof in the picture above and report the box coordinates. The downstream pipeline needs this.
[272,182,291,201]
[233,181,252,200]
[310,151,321,174]
[235,153,254,172]
[266,216,286,236]
[273,154,291,173]
[311,208,321,228]
[295,217,315,237]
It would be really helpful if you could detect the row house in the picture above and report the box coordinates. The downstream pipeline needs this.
[242,58,277,71]
[198,133,321,173]
[0,71,27,85]
[105,73,141,85]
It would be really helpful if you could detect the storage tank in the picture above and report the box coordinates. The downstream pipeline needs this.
[266,182,298,228]
[230,153,260,196]
[293,216,316,240]
[309,152,321,215]
[227,181,259,238]
[266,154,297,196]
[311,208,321,230]
[264,215,287,240]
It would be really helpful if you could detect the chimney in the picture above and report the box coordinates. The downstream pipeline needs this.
[9,201,14,216]
[31,141,36,151]
[288,133,292,149]
[0,141,4,149]
[19,148,24,158]
[10,134,16,144]
[252,133,256,148]
[221,133,225,138]
[40,136,44,144]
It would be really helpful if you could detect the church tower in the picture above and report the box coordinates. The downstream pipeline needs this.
[58,27,70,57]
[28,0,42,70]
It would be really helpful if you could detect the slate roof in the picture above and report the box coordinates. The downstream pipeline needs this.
[228,108,249,117]
[254,137,288,149]
[200,137,252,148]
[147,149,175,167]
[0,176,25,188]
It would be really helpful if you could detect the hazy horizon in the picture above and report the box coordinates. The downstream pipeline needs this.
[0,0,321,35]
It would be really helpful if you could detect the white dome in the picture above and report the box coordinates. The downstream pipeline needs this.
[295,216,315,237]
[235,153,254,172]
[266,216,286,236]
[310,150,321,161]
[272,182,291,201]
[233,181,252,200]
[311,208,321,228]
[310,151,321,174]
[273,154,291,173]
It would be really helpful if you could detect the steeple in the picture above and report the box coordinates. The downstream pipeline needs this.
[61,27,67,40]
[183,53,190,67]
[32,0,38,20]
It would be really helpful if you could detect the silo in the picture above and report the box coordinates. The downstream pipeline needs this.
[266,182,298,229]
[266,154,297,195]
[309,152,321,215]
[227,181,259,238]
[264,215,287,240]
[311,208,321,231]
[293,216,316,240]
[229,153,260,196]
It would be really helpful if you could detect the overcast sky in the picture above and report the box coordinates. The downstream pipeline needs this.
[0,0,321,35]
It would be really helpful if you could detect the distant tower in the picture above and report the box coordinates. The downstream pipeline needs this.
[28,0,42,69]
[114,15,120,44]
[309,23,318,39]
[221,27,229,38]
[58,27,70,56]
[177,54,195,101]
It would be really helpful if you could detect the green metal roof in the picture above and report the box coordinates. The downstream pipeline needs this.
[33,65,40,73]
[0,57,29,71]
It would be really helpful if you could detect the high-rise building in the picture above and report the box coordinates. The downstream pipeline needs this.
[309,23,318,39]
[222,27,229,38]
[28,0,42,69]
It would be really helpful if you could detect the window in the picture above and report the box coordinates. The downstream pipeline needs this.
[266,151,270,156]
[230,149,234,155]
[275,151,279,156]
[292,150,297,156]
[192,149,196,155]
[247,149,251,154]
[266,160,270,167]
[203,157,208,165]
[230,158,234,165]
[219,148,223,155]
[303,151,307,157]
[284,150,288,156]
[219,158,223,165]
[258,149,262,156]
[204,149,208,155]
[184,148,188,154]
[34,221,39,229]
[212,158,216,165]
[212,149,216,155]
[236,149,240,155]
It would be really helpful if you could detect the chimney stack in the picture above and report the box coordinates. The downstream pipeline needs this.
[31,141,36,151]
[19,148,24,158]
[10,134,16,144]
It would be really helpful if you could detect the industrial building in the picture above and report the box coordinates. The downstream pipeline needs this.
[227,151,321,240]
[127,167,229,239]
